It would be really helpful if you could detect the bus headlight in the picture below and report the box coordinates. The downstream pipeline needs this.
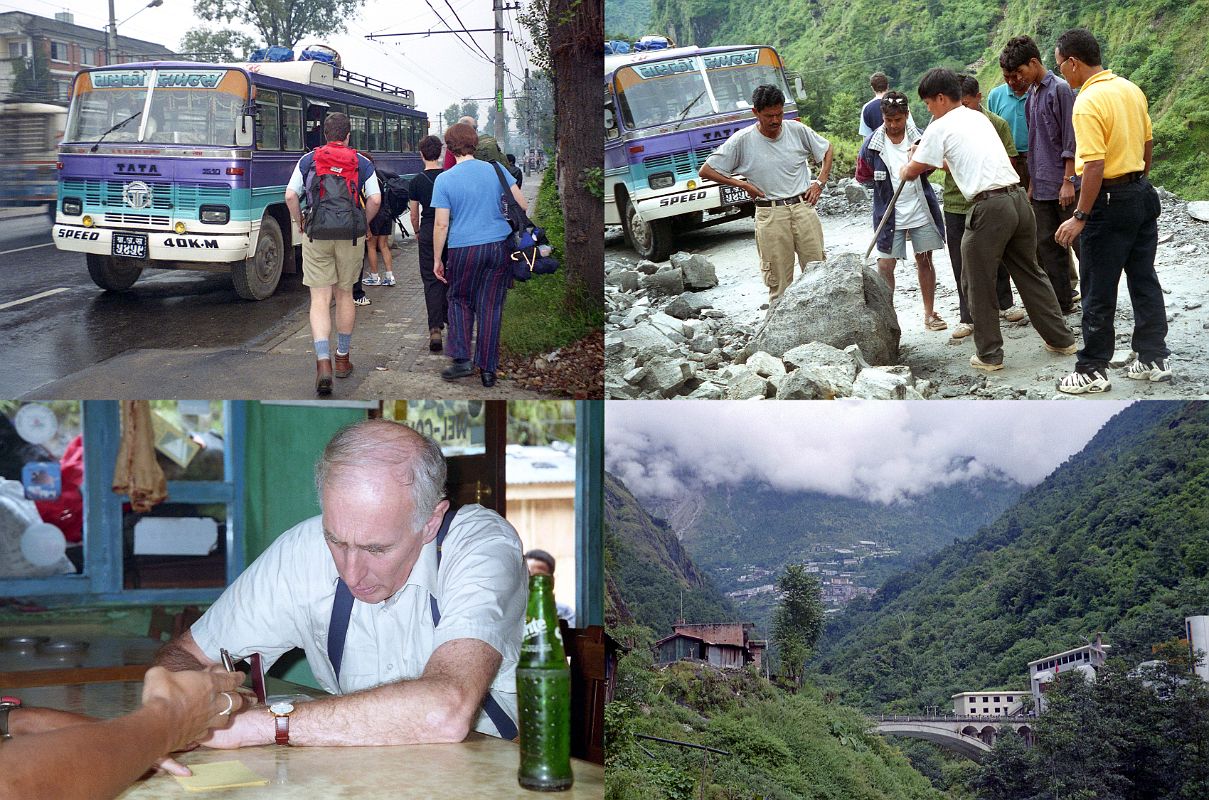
[199,205,230,225]
[648,172,675,190]
[62,197,82,216]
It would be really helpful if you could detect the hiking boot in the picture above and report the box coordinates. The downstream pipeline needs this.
[480,370,497,388]
[381,272,396,286]
[353,295,371,306]
[315,359,333,395]
[333,352,353,378]
[441,360,475,381]
[362,273,382,286]
[1126,358,1172,382]
[1000,306,1025,323]
[429,328,443,352]
[970,355,1004,372]
[951,322,974,339]
[1057,369,1111,394]
[1045,341,1079,355]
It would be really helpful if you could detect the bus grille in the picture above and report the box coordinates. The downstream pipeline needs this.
[60,179,233,217]
[641,145,718,176]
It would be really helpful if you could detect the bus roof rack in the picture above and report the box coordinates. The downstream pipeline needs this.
[235,61,415,108]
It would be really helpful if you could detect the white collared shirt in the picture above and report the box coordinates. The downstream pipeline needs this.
[190,504,527,737]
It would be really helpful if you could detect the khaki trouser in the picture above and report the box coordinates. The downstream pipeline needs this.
[753,201,824,304]
[301,235,365,289]
[961,187,1075,364]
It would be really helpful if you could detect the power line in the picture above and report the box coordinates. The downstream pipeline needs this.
[442,0,492,63]
[368,0,476,36]
[794,33,991,77]
[418,0,492,65]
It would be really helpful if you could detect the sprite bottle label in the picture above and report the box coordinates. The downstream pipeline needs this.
[517,574,574,791]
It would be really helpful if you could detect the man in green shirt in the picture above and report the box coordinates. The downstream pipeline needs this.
[941,74,1025,338]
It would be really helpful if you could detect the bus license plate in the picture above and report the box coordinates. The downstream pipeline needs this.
[720,184,749,206]
[112,233,147,259]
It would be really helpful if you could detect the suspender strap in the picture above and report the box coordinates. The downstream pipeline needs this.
[327,505,518,740]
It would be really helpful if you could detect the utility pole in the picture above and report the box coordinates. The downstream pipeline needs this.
[106,0,117,64]
[493,0,505,146]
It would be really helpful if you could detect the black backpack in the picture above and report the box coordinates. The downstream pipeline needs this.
[376,169,410,222]
[303,143,366,243]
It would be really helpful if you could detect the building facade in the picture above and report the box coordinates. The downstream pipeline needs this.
[950,691,1026,717]
[655,622,766,670]
[1028,635,1109,712]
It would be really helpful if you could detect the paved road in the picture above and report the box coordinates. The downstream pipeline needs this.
[0,170,556,399]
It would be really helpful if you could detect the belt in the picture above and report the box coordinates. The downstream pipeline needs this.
[1101,172,1143,187]
[754,193,805,208]
[971,186,1016,204]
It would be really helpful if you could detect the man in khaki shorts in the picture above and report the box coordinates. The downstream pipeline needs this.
[285,112,380,394]
[700,84,833,307]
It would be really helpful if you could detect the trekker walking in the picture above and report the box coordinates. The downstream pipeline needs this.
[856,91,948,332]
[902,68,1076,372]
[1053,28,1170,393]
[699,84,833,307]
[284,112,380,395]
[431,122,528,388]
[409,134,448,353]
[1000,35,1081,314]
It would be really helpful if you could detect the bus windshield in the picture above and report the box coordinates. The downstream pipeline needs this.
[64,68,249,146]
[613,47,793,130]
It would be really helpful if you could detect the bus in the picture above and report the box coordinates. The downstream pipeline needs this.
[52,60,427,300]
[0,102,67,217]
[604,44,798,261]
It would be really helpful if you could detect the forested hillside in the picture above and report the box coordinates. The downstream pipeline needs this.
[605,471,737,636]
[814,400,1209,712]
[621,0,1209,197]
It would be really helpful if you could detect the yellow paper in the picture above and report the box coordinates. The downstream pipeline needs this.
[172,761,269,792]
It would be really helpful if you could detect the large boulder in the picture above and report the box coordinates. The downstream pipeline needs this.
[1188,201,1209,223]
[670,252,720,289]
[743,253,900,365]
[640,268,684,295]
[665,292,714,320]
[845,184,869,204]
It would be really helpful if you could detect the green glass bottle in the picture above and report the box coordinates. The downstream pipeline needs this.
[517,573,574,792]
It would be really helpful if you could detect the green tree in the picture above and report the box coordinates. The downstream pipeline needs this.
[514,71,555,156]
[972,729,1034,800]
[771,564,823,688]
[442,103,460,131]
[459,101,480,127]
[191,0,365,48]
[180,27,258,62]
[11,46,52,103]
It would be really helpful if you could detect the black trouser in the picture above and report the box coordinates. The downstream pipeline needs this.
[945,211,1015,324]
[1031,197,1080,312]
[418,220,448,331]
[1076,177,1168,373]
[1011,153,1030,193]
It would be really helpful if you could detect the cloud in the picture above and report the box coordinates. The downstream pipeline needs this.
[605,400,1130,504]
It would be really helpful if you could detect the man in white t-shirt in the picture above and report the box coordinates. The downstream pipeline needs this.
[700,83,833,305]
[153,420,527,748]
[856,91,947,332]
[901,68,1076,372]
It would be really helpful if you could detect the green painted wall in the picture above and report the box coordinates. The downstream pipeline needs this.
[242,402,369,689]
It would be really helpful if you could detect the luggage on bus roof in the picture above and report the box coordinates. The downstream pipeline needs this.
[250,46,294,63]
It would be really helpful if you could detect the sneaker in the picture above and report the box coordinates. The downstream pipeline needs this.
[353,295,371,306]
[1057,369,1111,394]
[1071,291,1082,303]
[1000,306,1025,323]
[381,272,396,287]
[951,322,974,339]
[970,355,1004,372]
[1126,358,1172,382]
[362,273,382,286]
[1045,341,1079,355]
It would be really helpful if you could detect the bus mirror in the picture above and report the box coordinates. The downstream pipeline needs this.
[604,107,616,131]
[236,115,254,147]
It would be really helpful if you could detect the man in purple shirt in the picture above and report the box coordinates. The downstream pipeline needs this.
[1000,35,1081,314]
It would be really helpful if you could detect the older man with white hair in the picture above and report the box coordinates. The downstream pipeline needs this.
[153,419,527,746]
[443,115,508,170]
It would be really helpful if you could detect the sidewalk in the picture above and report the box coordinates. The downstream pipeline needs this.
[24,170,558,400]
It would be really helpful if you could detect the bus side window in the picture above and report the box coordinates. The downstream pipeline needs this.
[257,88,280,150]
[368,109,384,152]
[386,113,401,152]
[349,106,368,151]
[282,93,304,151]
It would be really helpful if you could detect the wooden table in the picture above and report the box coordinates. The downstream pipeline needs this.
[0,635,161,690]
[12,678,604,798]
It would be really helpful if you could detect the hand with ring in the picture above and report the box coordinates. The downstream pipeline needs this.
[140,666,246,754]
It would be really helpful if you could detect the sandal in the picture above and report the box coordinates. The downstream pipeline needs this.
[924,312,948,331]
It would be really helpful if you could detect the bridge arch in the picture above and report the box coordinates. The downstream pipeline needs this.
[875,721,993,761]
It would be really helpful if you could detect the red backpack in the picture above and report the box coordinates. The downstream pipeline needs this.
[303,143,366,243]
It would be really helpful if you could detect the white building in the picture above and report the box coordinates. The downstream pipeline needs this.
[1028,635,1109,712]
[951,691,1026,717]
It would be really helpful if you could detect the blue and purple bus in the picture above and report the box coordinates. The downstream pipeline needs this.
[604,44,798,261]
[53,60,427,299]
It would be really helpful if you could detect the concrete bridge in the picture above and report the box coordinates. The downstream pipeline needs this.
[872,715,1036,761]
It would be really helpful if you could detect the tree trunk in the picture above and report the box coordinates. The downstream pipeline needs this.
[549,0,604,313]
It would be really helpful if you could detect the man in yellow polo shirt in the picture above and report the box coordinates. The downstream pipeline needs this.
[1053,28,1170,394]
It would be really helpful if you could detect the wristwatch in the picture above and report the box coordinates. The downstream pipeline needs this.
[1073,209,1089,221]
[0,696,21,740]
[268,700,294,746]
[1066,175,1078,184]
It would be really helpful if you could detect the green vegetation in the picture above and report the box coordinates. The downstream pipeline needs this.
[606,0,652,38]
[773,564,826,687]
[500,171,604,356]
[814,401,1209,716]
[650,0,1209,198]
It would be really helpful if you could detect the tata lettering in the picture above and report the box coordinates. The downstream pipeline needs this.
[702,128,735,143]
[658,191,707,207]
[115,163,161,175]
[58,229,100,240]
[634,59,696,80]
[163,238,220,248]
[703,50,760,69]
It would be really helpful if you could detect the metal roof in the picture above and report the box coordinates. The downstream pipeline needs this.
[505,444,575,485]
